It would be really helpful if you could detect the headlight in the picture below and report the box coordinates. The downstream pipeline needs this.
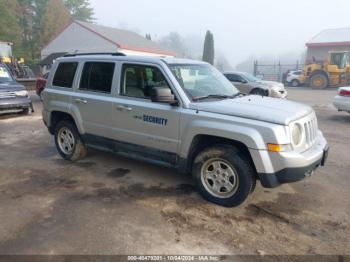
[291,123,303,146]
[15,90,28,97]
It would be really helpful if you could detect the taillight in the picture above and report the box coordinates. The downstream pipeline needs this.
[339,89,350,96]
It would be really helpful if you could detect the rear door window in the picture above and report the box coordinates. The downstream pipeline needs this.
[79,62,115,93]
[52,62,78,88]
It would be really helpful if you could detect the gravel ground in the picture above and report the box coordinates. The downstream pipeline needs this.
[0,88,349,255]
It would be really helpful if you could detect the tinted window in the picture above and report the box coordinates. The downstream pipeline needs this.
[121,64,171,99]
[225,74,242,82]
[80,62,115,93]
[53,62,78,88]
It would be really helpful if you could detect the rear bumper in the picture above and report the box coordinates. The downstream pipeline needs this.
[258,146,329,188]
[333,95,350,112]
[0,97,32,111]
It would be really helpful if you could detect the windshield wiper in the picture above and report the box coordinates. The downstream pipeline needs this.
[193,93,242,101]
[192,94,231,101]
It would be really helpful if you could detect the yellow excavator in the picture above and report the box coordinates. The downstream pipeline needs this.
[0,41,32,78]
[299,51,350,88]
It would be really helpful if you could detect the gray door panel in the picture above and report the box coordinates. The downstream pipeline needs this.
[72,92,114,138]
[111,98,181,154]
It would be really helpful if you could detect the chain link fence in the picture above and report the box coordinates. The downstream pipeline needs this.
[253,60,304,82]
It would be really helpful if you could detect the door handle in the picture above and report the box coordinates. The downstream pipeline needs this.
[75,98,88,104]
[116,104,132,111]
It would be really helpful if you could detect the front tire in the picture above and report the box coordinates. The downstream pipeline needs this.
[310,74,328,89]
[193,145,256,207]
[54,120,87,161]
[22,108,30,115]
[291,79,299,87]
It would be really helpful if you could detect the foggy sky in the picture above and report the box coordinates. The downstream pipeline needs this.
[89,0,350,65]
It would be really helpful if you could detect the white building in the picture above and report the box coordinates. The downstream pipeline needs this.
[306,28,350,63]
[40,21,175,73]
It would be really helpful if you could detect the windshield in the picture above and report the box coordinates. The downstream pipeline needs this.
[0,65,13,82]
[169,64,239,100]
[241,72,259,82]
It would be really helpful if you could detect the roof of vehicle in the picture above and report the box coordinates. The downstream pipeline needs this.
[223,71,251,75]
[56,54,208,65]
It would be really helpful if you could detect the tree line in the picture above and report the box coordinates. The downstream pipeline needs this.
[0,0,94,64]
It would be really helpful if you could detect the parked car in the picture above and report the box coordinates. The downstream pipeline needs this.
[36,72,49,100]
[0,63,33,114]
[286,70,303,87]
[333,87,350,113]
[223,71,287,98]
[42,54,328,207]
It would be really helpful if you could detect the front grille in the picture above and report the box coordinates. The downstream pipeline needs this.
[304,118,317,146]
[0,91,16,99]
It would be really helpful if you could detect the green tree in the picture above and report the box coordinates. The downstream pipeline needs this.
[0,0,23,56]
[40,0,70,49]
[202,30,214,65]
[145,33,152,40]
[64,0,94,22]
[32,0,50,59]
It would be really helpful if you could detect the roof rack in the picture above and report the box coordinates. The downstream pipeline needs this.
[63,52,126,57]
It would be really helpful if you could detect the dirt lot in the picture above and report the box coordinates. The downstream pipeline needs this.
[0,88,349,255]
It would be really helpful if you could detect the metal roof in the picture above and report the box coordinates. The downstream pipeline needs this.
[307,28,350,47]
[74,21,176,56]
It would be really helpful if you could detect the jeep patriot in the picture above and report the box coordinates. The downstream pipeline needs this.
[42,54,329,207]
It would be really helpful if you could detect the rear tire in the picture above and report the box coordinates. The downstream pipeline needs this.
[192,145,256,207]
[250,88,268,96]
[310,74,328,89]
[54,120,87,161]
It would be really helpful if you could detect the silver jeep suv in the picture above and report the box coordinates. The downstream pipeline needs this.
[42,53,329,207]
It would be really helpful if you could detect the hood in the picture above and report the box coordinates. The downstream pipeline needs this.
[0,81,25,92]
[190,95,312,125]
[254,80,284,89]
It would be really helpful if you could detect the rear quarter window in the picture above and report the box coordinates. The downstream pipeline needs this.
[52,62,78,88]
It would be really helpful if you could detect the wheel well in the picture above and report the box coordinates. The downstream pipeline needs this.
[186,135,257,175]
[250,88,268,96]
[49,111,75,134]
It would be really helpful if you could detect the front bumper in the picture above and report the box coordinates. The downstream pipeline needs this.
[0,97,32,111]
[255,131,328,188]
[270,88,288,99]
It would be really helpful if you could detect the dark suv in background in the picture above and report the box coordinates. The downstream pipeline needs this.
[0,63,33,114]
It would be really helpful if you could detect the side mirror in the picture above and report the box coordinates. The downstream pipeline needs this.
[241,79,248,84]
[150,87,178,105]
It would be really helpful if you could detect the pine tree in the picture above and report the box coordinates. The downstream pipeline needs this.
[0,0,23,56]
[64,0,94,22]
[40,0,70,49]
[146,34,152,40]
[202,30,215,65]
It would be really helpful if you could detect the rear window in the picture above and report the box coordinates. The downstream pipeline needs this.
[52,62,78,88]
[79,62,115,93]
